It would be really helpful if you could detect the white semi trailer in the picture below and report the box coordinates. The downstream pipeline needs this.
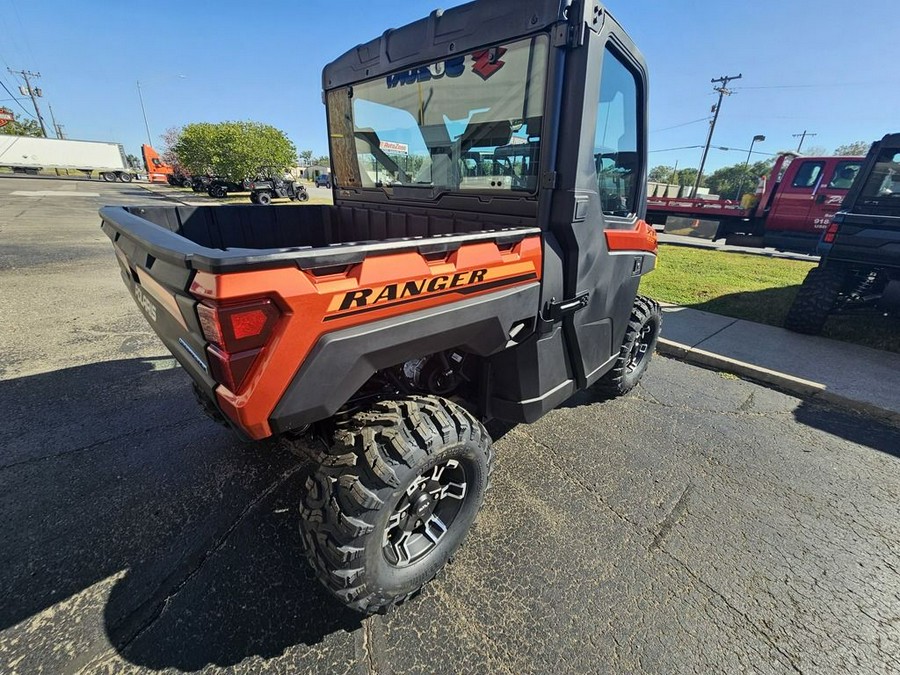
[0,136,139,181]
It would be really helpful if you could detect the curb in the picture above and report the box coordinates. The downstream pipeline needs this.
[657,337,900,428]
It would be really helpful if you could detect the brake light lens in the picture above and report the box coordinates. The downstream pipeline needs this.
[196,298,282,392]
[823,223,839,244]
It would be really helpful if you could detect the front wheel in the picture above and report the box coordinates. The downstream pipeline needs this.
[256,191,272,205]
[297,190,309,202]
[593,295,661,399]
[784,265,848,335]
[298,396,493,614]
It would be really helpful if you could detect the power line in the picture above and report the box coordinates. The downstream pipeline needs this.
[0,76,33,117]
[651,118,710,133]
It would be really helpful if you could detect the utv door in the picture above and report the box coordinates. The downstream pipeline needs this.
[548,9,650,388]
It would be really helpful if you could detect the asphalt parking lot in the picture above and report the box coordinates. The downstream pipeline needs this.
[1,176,899,674]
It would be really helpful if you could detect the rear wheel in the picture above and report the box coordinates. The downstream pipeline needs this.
[297,190,309,202]
[181,177,193,188]
[118,172,133,183]
[256,191,272,205]
[784,265,848,335]
[594,295,661,398]
[101,172,117,182]
[298,396,493,614]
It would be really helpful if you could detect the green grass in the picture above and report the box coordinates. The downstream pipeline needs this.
[642,244,900,353]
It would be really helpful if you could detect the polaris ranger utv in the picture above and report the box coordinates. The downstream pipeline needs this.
[101,0,660,613]
[785,133,900,334]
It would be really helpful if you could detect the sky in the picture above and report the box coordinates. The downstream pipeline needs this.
[1,0,896,172]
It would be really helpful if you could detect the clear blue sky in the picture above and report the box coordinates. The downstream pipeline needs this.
[1,0,896,171]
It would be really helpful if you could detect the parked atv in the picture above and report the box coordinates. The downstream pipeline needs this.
[785,133,900,334]
[249,176,309,204]
[167,172,193,188]
[191,175,213,193]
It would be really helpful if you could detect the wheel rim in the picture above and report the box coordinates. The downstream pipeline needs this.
[383,458,469,568]
[626,319,657,374]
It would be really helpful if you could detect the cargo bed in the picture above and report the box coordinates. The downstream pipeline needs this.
[100,204,540,273]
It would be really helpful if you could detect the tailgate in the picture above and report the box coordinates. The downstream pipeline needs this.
[103,221,216,396]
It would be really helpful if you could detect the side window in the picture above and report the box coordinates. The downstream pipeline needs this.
[827,161,861,189]
[595,47,640,216]
[791,161,824,188]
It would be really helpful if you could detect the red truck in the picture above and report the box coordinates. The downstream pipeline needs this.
[102,0,660,613]
[646,152,864,253]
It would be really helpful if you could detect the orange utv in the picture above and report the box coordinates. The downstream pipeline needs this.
[102,0,660,613]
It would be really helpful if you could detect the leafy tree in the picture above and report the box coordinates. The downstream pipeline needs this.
[706,159,774,200]
[675,167,700,188]
[299,149,314,166]
[0,113,43,137]
[648,165,675,183]
[173,121,297,179]
[126,153,140,169]
[834,141,870,156]
[313,154,330,166]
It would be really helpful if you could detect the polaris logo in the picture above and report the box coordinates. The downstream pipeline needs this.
[132,285,157,322]
[337,268,489,311]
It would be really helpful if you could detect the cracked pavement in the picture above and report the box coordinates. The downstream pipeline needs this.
[2,177,899,674]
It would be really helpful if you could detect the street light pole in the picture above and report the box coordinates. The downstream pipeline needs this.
[137,80,152,146]
[136,75,185,148]
[734,134,765,201]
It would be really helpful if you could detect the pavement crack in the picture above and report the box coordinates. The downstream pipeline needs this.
[87,461,307,668]
[659,547,804,674]
[0,417,197,472]
[361,616,379,675]
[651,483,691,549]
[511,428,644,533]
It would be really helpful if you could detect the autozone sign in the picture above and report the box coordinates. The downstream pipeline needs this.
[379,140,408,154]
[0,108,13,127]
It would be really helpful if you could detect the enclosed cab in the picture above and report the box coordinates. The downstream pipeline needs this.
[786,134,900,333]
[102,0,660,613]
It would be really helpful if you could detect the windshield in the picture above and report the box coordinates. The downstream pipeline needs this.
[858,147,900,209]
[326,35,548,194]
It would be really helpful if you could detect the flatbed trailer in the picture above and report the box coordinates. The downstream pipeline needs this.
[646,152,865,253]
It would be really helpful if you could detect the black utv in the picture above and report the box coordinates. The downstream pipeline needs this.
[207,177,251,198]
[249,174,310,204]
[785,133,900,334]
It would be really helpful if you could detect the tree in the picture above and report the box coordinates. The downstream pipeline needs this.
[173,121,297,178]
[648,165,674,183]
[0,113,43,137]
[299,149,314,166]
[675,167,700,189]
[705,159,774,200]
[313,154,330,166]
[126,153,140,169]
[834,141,870,156]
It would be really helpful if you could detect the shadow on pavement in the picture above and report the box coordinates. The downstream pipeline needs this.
[0,357,361,671]
[792,399,900,460]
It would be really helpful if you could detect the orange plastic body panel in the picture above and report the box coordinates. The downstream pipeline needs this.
[142,145,174,183]
[190,236,543,439]
[605,220,658,254]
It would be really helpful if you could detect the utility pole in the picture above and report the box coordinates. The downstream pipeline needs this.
[8,68,48,137]
[793,130,817,153]
[48,104,62,139]
[691,73,742,198]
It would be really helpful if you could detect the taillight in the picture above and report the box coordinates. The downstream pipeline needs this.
[196,298,281,392]
[823,223,839,244]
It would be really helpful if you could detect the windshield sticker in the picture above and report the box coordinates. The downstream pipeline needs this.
[471,47,507,80]
[386,57,465,88]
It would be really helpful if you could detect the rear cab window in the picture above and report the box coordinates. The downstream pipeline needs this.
[326,36,549,195]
